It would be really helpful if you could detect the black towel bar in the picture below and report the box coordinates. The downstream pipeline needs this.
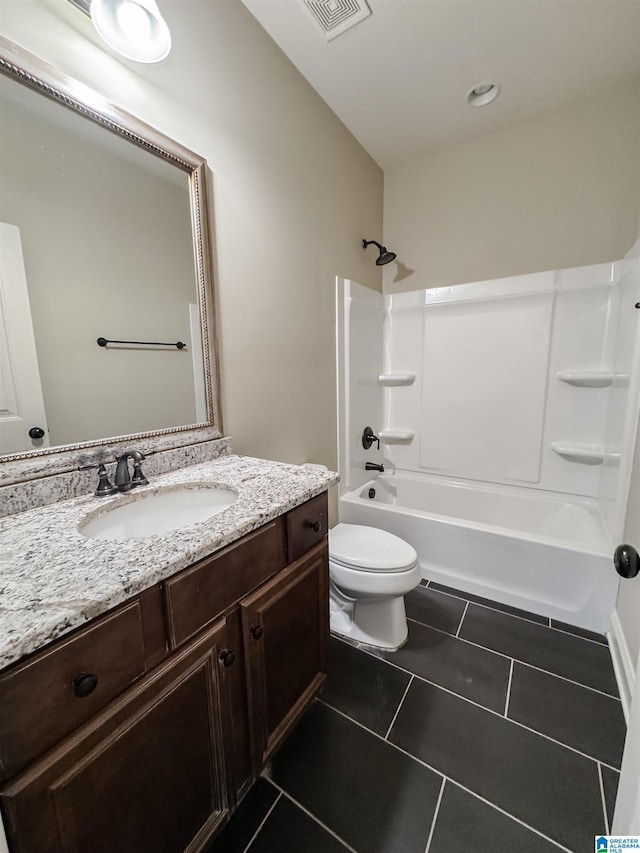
[97,337,186,350]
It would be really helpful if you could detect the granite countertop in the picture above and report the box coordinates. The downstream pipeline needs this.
[0,454,338,670]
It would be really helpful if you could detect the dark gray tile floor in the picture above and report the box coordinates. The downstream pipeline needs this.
[208,581,626,853]
[374,615,512,713]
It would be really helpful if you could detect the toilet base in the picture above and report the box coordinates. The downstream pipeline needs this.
[329,587,409,650]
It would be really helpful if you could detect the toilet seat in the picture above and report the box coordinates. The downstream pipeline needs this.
[329,523,417,573]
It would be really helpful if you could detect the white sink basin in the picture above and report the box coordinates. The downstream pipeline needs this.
[79,484,238,540]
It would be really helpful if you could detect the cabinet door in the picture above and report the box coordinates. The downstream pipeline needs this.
[217,607,253,806]
[2,621,229,853]
[241,541,329,767]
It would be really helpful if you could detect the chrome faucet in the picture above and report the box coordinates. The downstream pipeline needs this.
[114,450,148,492]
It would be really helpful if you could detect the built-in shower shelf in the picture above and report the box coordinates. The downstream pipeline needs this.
[556,371,615,388]
[379,429,415,444]
[551,442,621,465]
[378,374,416,386]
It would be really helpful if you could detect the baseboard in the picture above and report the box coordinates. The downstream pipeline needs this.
[609,609,636,722]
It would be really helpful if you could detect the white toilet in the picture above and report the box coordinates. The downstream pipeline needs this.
[328,523,421,650]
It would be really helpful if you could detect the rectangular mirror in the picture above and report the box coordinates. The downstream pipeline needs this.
[0,37,221,473]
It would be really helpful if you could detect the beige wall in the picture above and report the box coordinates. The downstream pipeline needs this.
[0,91,198,446]
[0,0,383,475]
[383,87,640,293]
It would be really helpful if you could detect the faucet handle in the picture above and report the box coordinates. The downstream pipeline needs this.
[78,461,118,497]
[131,457,149,487]
[94,463,118,497]
[362,426,380,450]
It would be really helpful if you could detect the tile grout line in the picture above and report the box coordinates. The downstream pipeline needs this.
[446,780,573,853]
[242,791,282,853]
[547,622,608,646]
[405,615,513,663]
[332,637,622,771]
[508,660,619,702]
[504,659,514,717]
[597,763,610,835]
[384,675,414,740]
[424,584,608,645]
[425,585,552,628]
[266,777,358,853]
[402,618,621,700]
[315,698,572,853]
[423,777,446,853]
[455,601,469,638]
[549,625,608,647]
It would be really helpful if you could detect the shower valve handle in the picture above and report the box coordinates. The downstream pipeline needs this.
[362,427,380,450]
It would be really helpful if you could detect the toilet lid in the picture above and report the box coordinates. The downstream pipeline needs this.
[329,524,418,572]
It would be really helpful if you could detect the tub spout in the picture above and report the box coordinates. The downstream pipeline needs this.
[365,462,384,472]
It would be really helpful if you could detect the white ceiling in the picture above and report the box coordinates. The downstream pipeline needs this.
[240,0,640,170]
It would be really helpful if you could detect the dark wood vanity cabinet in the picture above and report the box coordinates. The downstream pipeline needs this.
[0,492,329,853]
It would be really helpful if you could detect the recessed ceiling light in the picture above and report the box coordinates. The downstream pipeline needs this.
[90,0,172,63]
[466,82,501,107]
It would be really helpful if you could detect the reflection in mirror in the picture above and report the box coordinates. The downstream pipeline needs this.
[0,38,219,463]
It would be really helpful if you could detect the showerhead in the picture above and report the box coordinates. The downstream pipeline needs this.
[363,238,397,266]
[376,249,397,266]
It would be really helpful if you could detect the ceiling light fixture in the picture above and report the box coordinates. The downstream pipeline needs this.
[90,0,172,63]
[466,81,501,107]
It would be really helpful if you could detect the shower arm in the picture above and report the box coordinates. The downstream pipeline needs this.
[362,238,397,266]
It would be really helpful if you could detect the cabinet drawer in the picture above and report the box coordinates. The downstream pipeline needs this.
[0,599,149,783]
[286,492,328,562]
[165,518,287,648]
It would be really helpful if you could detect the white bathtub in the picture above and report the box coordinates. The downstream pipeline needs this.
[339,472,618,633]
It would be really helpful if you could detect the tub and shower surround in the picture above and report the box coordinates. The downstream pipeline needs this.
[336,245,640,632]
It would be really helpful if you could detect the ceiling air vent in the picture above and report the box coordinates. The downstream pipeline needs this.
[301,0,371,42]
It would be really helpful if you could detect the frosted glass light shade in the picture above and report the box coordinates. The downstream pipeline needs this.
[91,0,171,63]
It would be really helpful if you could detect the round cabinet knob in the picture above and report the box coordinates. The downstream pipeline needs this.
[28,427,45,439]
[308,520,321,532]
[219,649,236,667]
[249,625,264,640]
[614,544,640,579]
[73,673,98,698]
